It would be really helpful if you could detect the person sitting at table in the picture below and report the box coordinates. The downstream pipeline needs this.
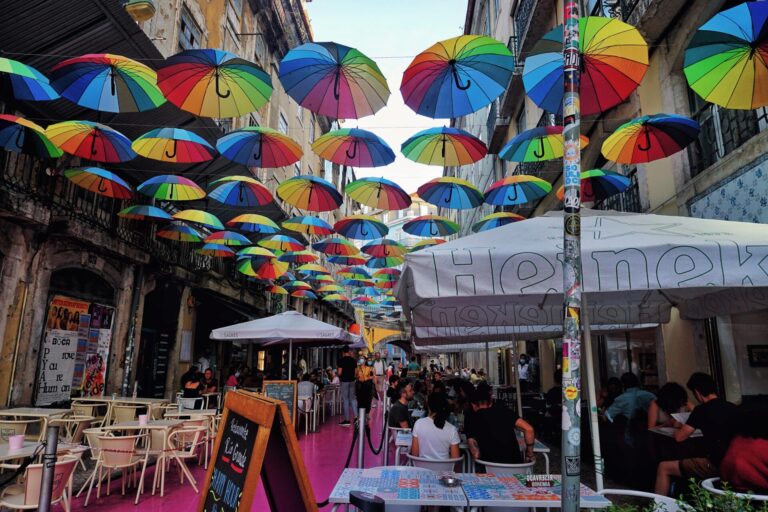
[388,380,414,429]
[385,374,400,401]
[654,372,738,496]
[604,372,655,426]
[182,371,203,408]
[410,392,461,460]
[298,374,318,414]
[467,387,536,465]
[224,367,239,388]
[410,379,427,412]
[597,377,622,413]
[180,365,198,389]
[201,368,217,394]
[719,401,768,494]
[647,382,692,429]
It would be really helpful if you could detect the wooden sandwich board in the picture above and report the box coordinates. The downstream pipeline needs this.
[262,379,297,427]
[199,390,317,512]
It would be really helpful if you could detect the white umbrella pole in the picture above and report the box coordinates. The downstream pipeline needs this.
[582,294,604,491]
[485,341,490,383]
[288,339,293,380]
[514,345,524,419]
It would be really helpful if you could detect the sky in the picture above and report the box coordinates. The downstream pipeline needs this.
[304,0,468,193]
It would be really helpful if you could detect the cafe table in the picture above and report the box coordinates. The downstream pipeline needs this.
[0,407,71,437]
[0,440,83,463]
[73,396,169,423]
[516,432,552,473]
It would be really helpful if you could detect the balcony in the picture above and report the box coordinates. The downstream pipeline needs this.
[513,0,555,56]
[499,36,525,117]
[487,100,511,154]
[593,168,642,213]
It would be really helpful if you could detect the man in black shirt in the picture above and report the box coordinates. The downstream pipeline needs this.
[337,347,358,426]
[388,380,414,429]
[467,388,536,465]
[654,372,738,496]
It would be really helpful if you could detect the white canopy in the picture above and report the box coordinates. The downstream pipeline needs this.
[211,310,355,344]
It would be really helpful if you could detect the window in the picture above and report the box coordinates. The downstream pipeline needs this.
[178,7,203,51]
[485,10,491,36]
[309,119,316,143]
[516,107,527,134]
[493,0,501,18]
[248,114,260,127]
[296,105,303,126]
[278,112,288,134]
[254,34,267,65]
[307,166,313,176]
[294,163,301,176]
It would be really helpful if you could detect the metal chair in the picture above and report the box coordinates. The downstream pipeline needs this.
[166,425,208,492]
[387,426,411,466]
[111,404,143,424]
[297,394,315,435]
[475,459,535,476]
[0,419,42,442]
[406,453,463,472]
[0,454,80,512]
[84,433,149,506]
[178,397,204,411]
[51,416,94,470]
[701,478,768,502]
[599,489,694,511]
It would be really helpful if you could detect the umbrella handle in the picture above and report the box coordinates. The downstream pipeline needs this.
[384,247,389,257]
[239,183,245,204]
[346,140,358,160]
[97,177,108,193]
[360,224,369,237]
[90,131,99,155]
[215,71,231,99]
[253,137,263,161]
[429,223,439,236]
[441,135,447,159]
[333,66,341,100]
[637,128,652,151]
[169,184,174,201]
[533,137,545,159]
[165,140,177,159]
[14,127,24,149]
[109,65,116,96]
[506,185,519,203]
[444,186,453,204]
[451,64,471,91]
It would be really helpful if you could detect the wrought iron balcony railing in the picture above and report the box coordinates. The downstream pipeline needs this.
[593,168,642,213]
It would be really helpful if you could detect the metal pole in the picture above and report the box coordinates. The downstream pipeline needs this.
[38,425,59,512]
[561,0,583,510]
[514,345,524,418]
[382,395,390,466]
[357,407,366,468]
[121,266,144,397]
[582,295,604,491]
[288,339,293,380]
[485,341,490,384]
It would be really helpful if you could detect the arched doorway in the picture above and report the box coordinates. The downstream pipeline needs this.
[136,282,182,398]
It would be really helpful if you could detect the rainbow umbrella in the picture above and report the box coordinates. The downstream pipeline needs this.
[366,256,404,269]
[237,258,289,280]
[197,243,235,258]
[601,114,700,164]
[380,296,399,307]
[284,280,313,291]
[317,284,344,294]
[333,215,389,240]
[312,237,359,256]
[216,126,302,168]
[374,268,401,279]
[328,255,368,266]
[401,126,487,166]
[342,278,375,288]
[344,177,411,210]
[0,115,63,158]
[277,175,343,212]
[374,280,397,289]
[258,234,305,252]
[401,35,515,119]
[227,213,280,234]
[267,285,289,295]
[351,296,377,305]
[278,250,318,264]
[472,212,526,233]
[50,53,165,113]
[337,266,371,278]
[282,215,335,236]
[484,175,553,206]
[311,274,335,284]
[297,263,330,274]
[555,169,632,202]
[117,205,172,221]
[291,290,317,300]
[204,231,251,246]
[323,293,349,302]
[500,126,590,162]
[63,167,133,199]
[402,215,459,237]
[684,2,768,110]
[157,48,272,118]
[279,42,389,119]
[137,175,205,201]
[157,223,203,242]
[409,238,446,252]
[416,177,484,209]
[353,286,380,297]
[236,246,276,259]
[523,17,649,116]
[46,121,135,163]
[361,239,406,258]
[279,271,298,282]
[0,57,59,101]
[173,210,224,230]
[132,128,215,163]
[209,176,273,207]
[312,128,395,168]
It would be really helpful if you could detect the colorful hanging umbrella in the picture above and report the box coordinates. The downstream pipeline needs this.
[416,177,484,210]
[267,285,289,295]
[409,238,447,252]
[197,243,236,258]
[374,268,401,279]
[361,239,407,258]
[156,223,203,242]
[279,271,298,282]
[278,250,318,264]
[291,290,318,300]
[208,176,273,207]
[277,175,343,212]
[312,128,395,168]
[522,16,649,116]
[173,210,224,230]
[338,266,371,278]
[0,115,63,158]
[555,169,632,202]
[279,41,389,119]
[353,286,380,297]
[258,234,305,252]
[204,231,251,246]
[46,121,135,163]
[284,280,313,291]
[216,126,303,168]
[402,215,459,237]
[380,296,399,307]
[323,293,349,302]
[684,2,768,110]
[282,215,335,236]
[472,212,526,233]
[0,57,59,101]
[137,175,205,201]
[117,205,173,221]
[341,278,375,288]
[401,35,515,119]
[237,257,289,280]
[297,263,330,275]
[374,280,397,289]
[500,126,590,162]
[236,246,276,259]
[132,128,215,163]
[328,255,368,266]
[333,215,389,240]
[601,114,701,164]
[311,274,335,283]
[484,175,553,206]
[344,177,412,210]
[317,284,344,294]
[63,167,133,199]
[50,53,165,113]
[227,213,280,234]
[366,256,404,269]
[351,296,377,305]
[157,48,272,118]
[312,237,360,256]
[401,126,487,166]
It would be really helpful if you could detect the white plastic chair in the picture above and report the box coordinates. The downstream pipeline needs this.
[0,455,80,511]
[406,453,463,472]
[701,478,768,502]
[599,489,694,512]
[387,427,411,466]
[84,434,149,506]
[475,459,535,476]
[167,425,208,493]
[178,397,204,411]
[297,394,315,435]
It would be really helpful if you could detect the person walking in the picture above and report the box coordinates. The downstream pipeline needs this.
[373,352,386,402]
[337,347,357,427]
[356,355,374,423]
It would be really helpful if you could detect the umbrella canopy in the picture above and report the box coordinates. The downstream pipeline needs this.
[401,126,487,167]
[601,114,701,164]
[361,239,407,258]
[312,128,395,168]
[172,209,224,230]
[236,246,276,259]
[374,268,401,279]
[279,41,389,119]
[472,212,526,233]
[344,177,412,211]
[351,296,377,305]
[0,115,63,158]
[227,213,280,234]
[284,280,313,292]
[312,237,360,256]
[291,290,318,299]
[401,35,515,119]
[417,177,484,210]
[523,16,649,116]
[208,175,273,207]
[237,257,289,280]
[132,127,215,163]
[267,285,289,295]
[338,266,371,278]
[684,1,768,110]
[258,234,305,252]
[374,280,397,289]
[216,126,303,168]
[328,255,368,266]
[500,126,590,162]
[318,284,344,293]
[197,243,236,258]
[402,215,459,237]
[311,274,335,283]
[0,57,59,101]
[342,278,375,287]
[282,215,335,236]
[211,310,355,345]
[63,167,132,199]
[484,175,552,206]
[323,293,350,302]
[204,230,251,246]
[278,250,319,264]
[156,222,203,242]
[50,53,165,113]
[137,175,205,201]
[277,175,343,212]
[333,215,389,240]
[46,121,135,163]
[117,205,173,221]
[409,238,447,252]
[297,263,330,274]
[366,256,404,269]
[555,169,632,203]
[157,48,272,118]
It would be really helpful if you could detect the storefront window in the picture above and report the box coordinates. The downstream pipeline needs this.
[599,328,659,390]
[716,309,768,403]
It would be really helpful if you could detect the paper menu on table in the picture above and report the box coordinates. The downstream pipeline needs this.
[672,412,691,424]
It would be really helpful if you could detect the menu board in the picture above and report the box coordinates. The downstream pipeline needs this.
[262,380,296,425]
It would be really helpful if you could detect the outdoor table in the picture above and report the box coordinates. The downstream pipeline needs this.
[73,396,169,423]
[649,426,703,438]
[0,441,82,463]
[516,432,552,473]
[328,466,468,511]
[0,407,71,436]
[163,408,218,418]
[201,392,219,410]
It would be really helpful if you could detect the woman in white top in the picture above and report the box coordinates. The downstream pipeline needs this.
[411,392,461,460]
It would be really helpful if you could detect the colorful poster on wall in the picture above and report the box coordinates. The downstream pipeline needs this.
[83,304,114,397]
[71,313,91,389]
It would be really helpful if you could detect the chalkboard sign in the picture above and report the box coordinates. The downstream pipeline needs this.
[262,380,296,426]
